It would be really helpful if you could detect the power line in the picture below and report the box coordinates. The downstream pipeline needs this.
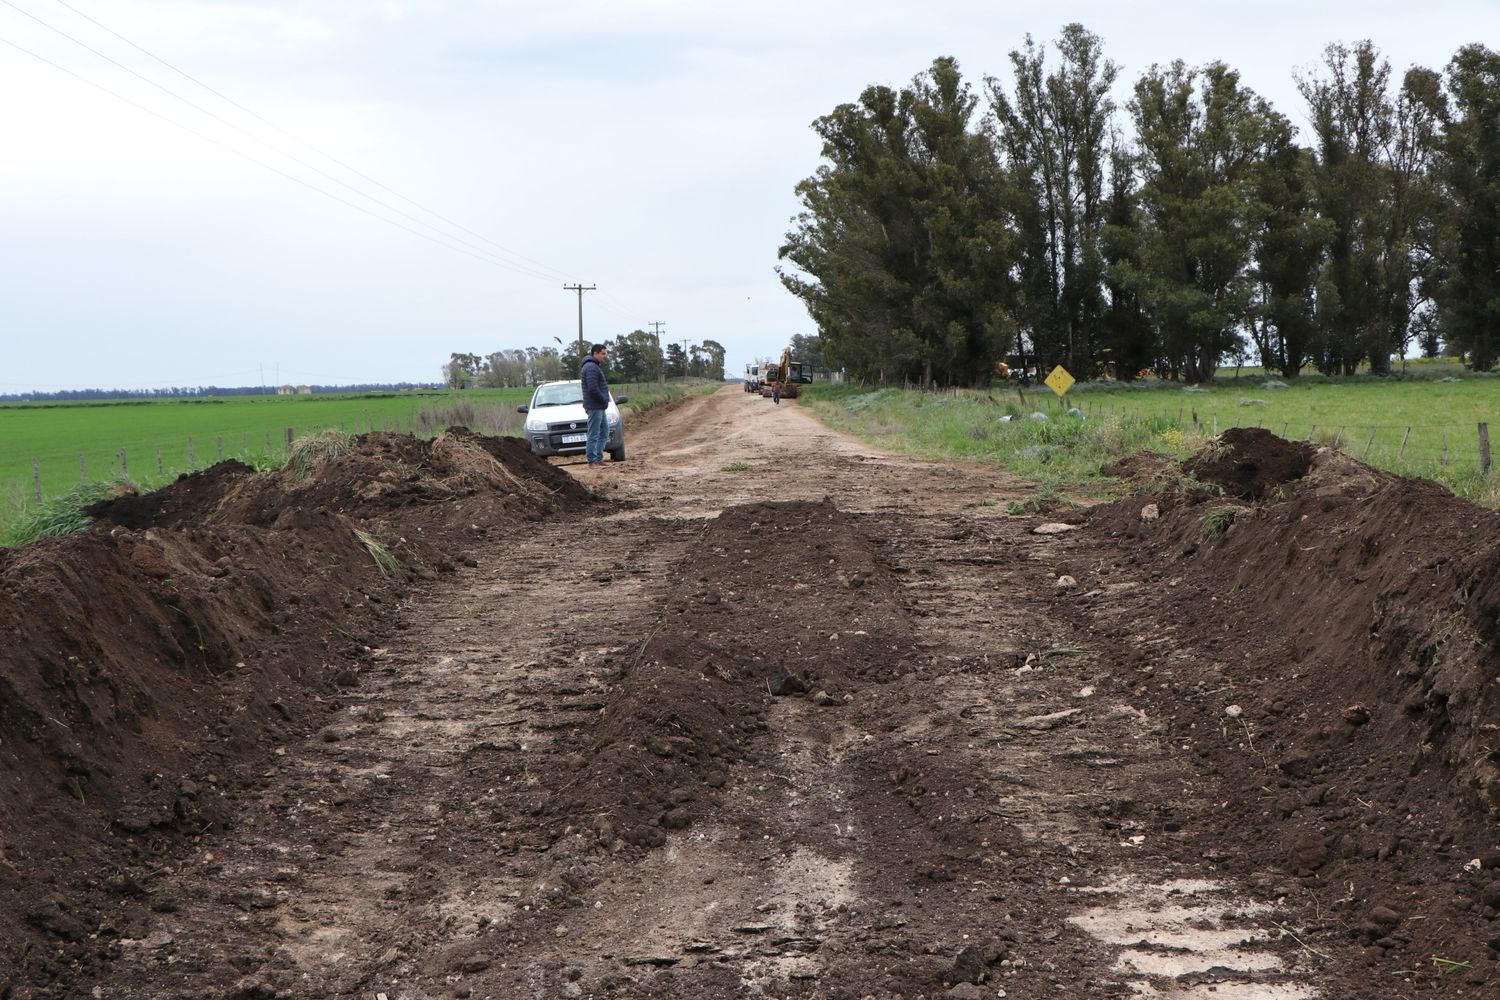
[0,31,549,275]
[0,5,559,280]
[6,3,671,339]
[46,0,574,284]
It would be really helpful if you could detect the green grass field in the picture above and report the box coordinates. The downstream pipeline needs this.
[804,367,1500,509]
[0,380,697,537]
[1,389,518,505]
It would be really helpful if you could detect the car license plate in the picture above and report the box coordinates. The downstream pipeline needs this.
[560,433,587,444]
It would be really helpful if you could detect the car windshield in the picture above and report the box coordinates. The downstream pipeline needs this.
[532,383,584,407]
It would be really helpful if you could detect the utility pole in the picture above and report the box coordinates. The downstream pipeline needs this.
[648,321,666,383]
[563,283,596,363]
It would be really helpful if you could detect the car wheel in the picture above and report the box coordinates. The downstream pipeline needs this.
[609,440,626,462]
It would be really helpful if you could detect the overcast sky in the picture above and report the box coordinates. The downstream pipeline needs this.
[2,0,1494,391]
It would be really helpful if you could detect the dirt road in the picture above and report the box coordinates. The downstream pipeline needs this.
[27,387,1497,998]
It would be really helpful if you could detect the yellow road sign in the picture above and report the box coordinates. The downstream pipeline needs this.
[1045,365,1075,398]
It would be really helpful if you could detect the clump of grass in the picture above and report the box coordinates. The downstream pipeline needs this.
[720,461,750,473]
[1199,505,1246,537]
[1005,486,1081,515]
[243,451,284,473]
[285,429,355,480]
[354,528,400,577]
[0,480,128,548]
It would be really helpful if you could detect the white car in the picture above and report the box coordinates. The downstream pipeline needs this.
[516,380,629,461]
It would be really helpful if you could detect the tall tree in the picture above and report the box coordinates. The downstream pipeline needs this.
[1247,111,1328,377]
[444,352,483,389]
[697,339,727,380]
[1382,67,1445,364]
[610,330,663,382]
[530,347,563,383]
[988,23,1118,376]
[790,333,825,373]
[780,83,924,384]
[482,349,528,387]
[780,58,1014,386]
[664,342,688,379]
[1438,44,1500,371]
[1097,145,1156,377]
[1118,61,1272,382]
[906,58,1016,386]
[1299,41,1440,374]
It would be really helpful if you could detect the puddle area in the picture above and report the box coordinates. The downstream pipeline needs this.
[1069,877,1318,998]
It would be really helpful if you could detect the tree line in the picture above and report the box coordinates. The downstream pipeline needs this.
[778,26,1499,385]
[442,333,726,388]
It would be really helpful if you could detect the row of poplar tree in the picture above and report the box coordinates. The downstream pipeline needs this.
[778,25,1499,385]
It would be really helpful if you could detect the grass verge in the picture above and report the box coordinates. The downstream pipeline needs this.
[0,480,128,547]
[801,382,1499,509]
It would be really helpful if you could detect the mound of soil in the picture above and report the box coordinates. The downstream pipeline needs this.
[1078,435,1500,969]
[0,429,590,988]
[536,499,922,851]
[1182,426,1315,499]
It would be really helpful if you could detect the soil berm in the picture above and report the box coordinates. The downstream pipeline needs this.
[2,390,1497,998]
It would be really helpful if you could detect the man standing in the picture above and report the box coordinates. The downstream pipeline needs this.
[580,343,610,468]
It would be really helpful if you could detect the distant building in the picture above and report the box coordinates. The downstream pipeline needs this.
[277,385,295,395]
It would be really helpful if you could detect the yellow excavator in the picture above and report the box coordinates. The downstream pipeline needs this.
[760,347,812,399]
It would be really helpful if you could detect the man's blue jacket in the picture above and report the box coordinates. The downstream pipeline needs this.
[580,355,609,412]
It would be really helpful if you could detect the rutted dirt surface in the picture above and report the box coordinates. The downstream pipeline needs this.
[2,393,1498,998]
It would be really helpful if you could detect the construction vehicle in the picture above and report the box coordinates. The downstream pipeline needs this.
[759,347,813,399]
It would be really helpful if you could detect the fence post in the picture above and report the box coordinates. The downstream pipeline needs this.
[216,436,224,462]
[32,459,41,502]
[1307,424,1316,443]
[1481,422,1493,475]
[1333,427,1344,449]
[1281,421,1289,437]
[1398,427,1411,459]
[156,444,163,477]
[80,454,87,484]
[1442,430,1449,466]
[187,436,196,467]
[1363,429,1377,458]
[118,448,128,478]
[284,427,294,456]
